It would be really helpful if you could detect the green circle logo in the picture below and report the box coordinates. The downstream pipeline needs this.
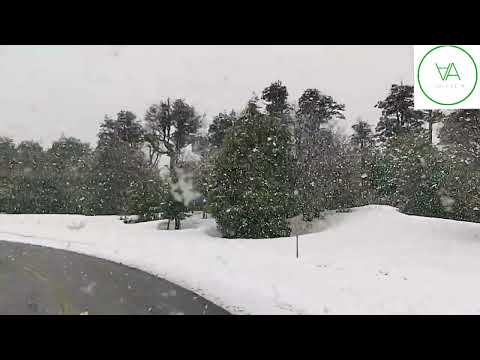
[417,45,478,106]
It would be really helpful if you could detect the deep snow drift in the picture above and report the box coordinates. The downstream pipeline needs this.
[2,205,480,314]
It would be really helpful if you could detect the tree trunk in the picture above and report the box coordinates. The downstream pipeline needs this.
[167,219,170,230]
[169,152,177,176]
[428,110,433,145]
[174,217,181,230]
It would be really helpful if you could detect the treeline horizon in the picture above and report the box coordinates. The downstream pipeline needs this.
[1,80,480,237]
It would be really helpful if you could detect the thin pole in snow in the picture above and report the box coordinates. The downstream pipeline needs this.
[296,235,299,259]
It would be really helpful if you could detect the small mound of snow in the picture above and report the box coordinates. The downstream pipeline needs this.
[67,220,86,231]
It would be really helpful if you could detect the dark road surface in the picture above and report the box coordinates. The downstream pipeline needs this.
[0,240,229,315]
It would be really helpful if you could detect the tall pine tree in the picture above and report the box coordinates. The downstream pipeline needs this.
[294,88,345,220]
[375,84,425,144]
[261,80,291,126]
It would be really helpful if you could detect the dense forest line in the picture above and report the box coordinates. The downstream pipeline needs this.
[1,81,480,237]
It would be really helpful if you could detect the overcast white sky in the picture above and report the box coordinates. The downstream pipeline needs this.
[0,45,413,146]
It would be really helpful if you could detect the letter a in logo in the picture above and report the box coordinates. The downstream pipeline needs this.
[436,63,461,81]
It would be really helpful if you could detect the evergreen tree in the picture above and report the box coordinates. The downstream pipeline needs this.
[351,119,375,204]
[439,159,480,223]
[437,109,480,222]
[370,149,396,205]
[0,137,16,177]
[351,118,374,150]
[98,111,144,148]
[90,111,149,215]
[375,84,426,144]
[377,131,449,217]
[126,169,165,222]
[296,89,345,129]
[10,174,65,214]
[207,111,237,149]
[8,141,55,214]
[192,155,213,218]
[322,135,362,210]
[438,109,480,164]
[46,136,92,214]
[294,88,345,220]
[261,80,291,125]
[15,140,46,174]
[209,109,295,238]
[0,137,16,212]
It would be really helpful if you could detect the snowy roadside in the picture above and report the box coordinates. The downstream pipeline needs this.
[2,205,480,314]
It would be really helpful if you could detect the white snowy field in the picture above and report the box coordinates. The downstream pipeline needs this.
[2,205,480,314]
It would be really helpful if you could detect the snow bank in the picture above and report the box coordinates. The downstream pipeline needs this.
[2,205,480,314]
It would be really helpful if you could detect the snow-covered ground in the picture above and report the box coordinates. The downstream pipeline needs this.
[2,205,480,314]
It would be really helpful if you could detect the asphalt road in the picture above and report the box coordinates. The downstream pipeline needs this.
[0,240,229,315]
